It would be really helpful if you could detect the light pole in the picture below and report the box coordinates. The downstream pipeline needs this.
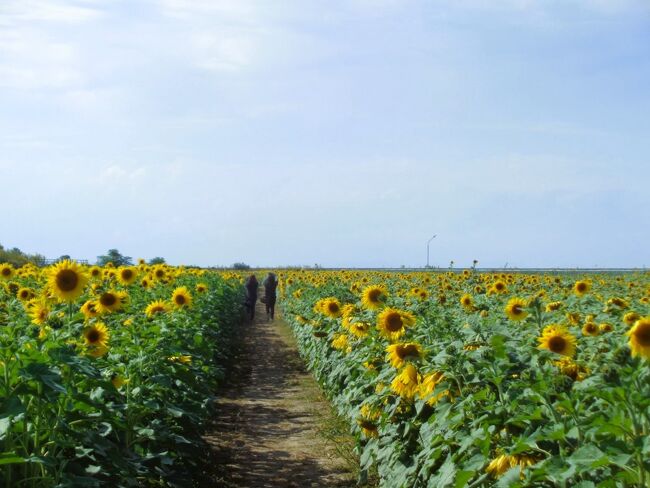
[426,234,437,268]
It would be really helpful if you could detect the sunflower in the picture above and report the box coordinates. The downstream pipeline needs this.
[459,293,474,310]
[486,454,539,479]
[168,355,192,364]
[390,363,420,400]
[171,286,193,308]
[331,333,349,351]
[357,418,379,438]
[377,307,416,340]
[195,282,208,293]
[538,325,576,357]
[89,266,102,279]
[361,285,388,309]
[0,263,13,280]
[545,301,562,312]
[581,321,599,337]
[47,260,89,303]
[145,299,170,317]
[491,280,507,294]
[417,371,447,405]
[28,300,50,326]
[505,297,528,321]
[83,322,110,357]
[386,342,423,368]
[573,280,591,296]
[117,267,137,286]
[17,287,35,301]
[80,300,100,320]
[624,312,641,327]
[627,317,650,359]
[599,322,613,333]
[96,290,122,314]
[318,297,342,318]
[607,297,629,308]
[349,321,370,337]
[554,357,589,381]
[141,277,153,289]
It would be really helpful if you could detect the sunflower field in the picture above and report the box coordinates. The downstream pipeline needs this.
[0,260,243,487]
[280,269,650,487]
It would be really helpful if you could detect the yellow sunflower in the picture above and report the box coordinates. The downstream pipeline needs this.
[83,322,109,357]
[28,300,50,326]
[17,287,35,302]
[627,317,650,359]
[377,307,416,340]
[195,282,208,293]
[581,321,599,337]
[117,267,137,286]
[386,342,423,368]
[171,286,193,308]
[318,297,342,318]
[0,263,13,280]
[361,285,388,310]
[145,299,170,317]
[80,300,100,320]
[491,280,507,294]
[538,325,577,357]
[47,260,89,303]
[96,290,123,314]
[624,312,641,327]
[459,293,474,310]
[390,363,420,400]
[89,266,102,279]
[417,371,448,405]
[505,297,528,321]
[573,280,591,296]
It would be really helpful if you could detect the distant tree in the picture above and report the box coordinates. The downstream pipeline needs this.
[0,243,47,267]
[97,249,133,267]
[58,255,71,262]
[149,257,166,265]
[232,262,250,270]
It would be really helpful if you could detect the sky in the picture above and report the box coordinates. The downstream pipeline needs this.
[0,0,648,268]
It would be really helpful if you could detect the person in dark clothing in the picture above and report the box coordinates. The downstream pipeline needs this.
[244,275,258,320]
[262,272,278,321]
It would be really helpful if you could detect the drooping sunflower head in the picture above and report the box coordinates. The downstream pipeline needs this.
[361,285,388,310]
[390,363,420,400]
[627,317,650,360]
[505,297,529,321]
[538,324,577,357]
[47,260,89,303]
[145,299,170,318]
[386,342,423,368]
[171,286,193,308]
[573,280,591,296]
[117,267,137,286]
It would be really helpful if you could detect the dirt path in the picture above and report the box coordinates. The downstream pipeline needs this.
[203,298,357,487]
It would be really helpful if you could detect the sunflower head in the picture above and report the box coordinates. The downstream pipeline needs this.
[459,293,474,310]
[573,280,591,296]
[627,317,650,360]
[145,299,170,318]
[47,260,89,303]
[377,307,416,340]
[171,287,193,308]
[117,267,137,286]
[386,342,423,368]
[195,283,208,293]
[581,321,599,337]
[361,285,388,310]
[96,290,122,314]
[538,324,577,357]
[505,297,529,321]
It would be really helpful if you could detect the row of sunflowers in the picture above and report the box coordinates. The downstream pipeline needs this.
[279,269,650,487]
[0,260,243,487]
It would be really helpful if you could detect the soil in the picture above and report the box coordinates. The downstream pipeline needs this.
[203,298,357,487]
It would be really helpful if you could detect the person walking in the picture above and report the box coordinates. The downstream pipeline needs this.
[263,272,278,321]
[244,274,258,320]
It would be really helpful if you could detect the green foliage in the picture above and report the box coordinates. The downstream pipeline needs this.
[96,249,132,267]
[0,243,46,267]
[280,271,650,487]
[0,267,244,486]
[148,257,166,265]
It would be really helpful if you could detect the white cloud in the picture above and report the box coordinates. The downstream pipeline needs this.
[0,0,103,25]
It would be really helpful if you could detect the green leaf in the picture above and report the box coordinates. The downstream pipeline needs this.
[0,452,26,465]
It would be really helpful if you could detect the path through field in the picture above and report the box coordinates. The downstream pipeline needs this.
[203,297,357,487]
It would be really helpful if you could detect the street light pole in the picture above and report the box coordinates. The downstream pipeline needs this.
[426,235,437,268]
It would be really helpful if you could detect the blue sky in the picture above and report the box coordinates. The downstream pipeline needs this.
[0,0,648,268]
